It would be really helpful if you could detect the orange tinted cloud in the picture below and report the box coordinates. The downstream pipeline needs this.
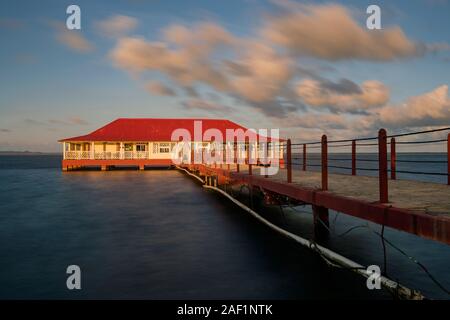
[96,15,138,38]
[296,79,389,113]
[263,3,420,61]
[110,23,231,91]
[52,22,94,53]
[146,81,177,96]
[376,85,450,127]
[228,41,293,103]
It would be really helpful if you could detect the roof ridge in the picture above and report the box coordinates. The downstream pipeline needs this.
[115,117,227,121]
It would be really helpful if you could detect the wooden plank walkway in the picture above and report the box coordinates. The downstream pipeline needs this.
[258,167,449,215]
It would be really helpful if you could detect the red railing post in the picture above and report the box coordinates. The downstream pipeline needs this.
[321,135,328,191]
[287,139,292,183]
[447,133,450,185]
[303,144,306,171]
[191,144,194,165]
[234,141,239,173]
[390,137,396,180]
[378,129,388,203]
[265,141,269,178]
[351,140,356,176]
[247,138,252,175]
[221,143,225,169]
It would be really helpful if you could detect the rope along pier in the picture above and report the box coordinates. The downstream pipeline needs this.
[176,166,425,300]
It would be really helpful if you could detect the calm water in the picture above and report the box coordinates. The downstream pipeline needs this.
[0,155,448,299]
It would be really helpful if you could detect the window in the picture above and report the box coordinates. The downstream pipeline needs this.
[124,143,133,151]
[136,144,146,152]
[159,143,170,153]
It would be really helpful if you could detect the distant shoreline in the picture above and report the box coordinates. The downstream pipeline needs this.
[0,151,61,156]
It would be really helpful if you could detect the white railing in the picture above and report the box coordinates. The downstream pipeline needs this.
[65,151,91,160]
[64,151,150,160]
[94,151,121,160]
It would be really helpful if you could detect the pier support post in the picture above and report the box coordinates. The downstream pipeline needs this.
[321,135,328,191]
[287,139,292,183]
[390,137,396,180]
[351,140,356,176]
[101,165,107,171]
[378,129,388,203]
[313,205,329,240]
[249,184,254,209]
[139,165,145,170]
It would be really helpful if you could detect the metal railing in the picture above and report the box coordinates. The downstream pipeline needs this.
[283,127,450,203]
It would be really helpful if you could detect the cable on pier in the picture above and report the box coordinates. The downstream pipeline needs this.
[176,166,424,299]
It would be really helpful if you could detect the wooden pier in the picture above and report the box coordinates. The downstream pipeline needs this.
[181,129,450,246]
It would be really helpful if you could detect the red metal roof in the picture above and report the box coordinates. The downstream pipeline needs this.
[59,118,279,142]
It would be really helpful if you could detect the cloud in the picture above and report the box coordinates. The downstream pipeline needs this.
[110,26,230,91]
[25,119,45,125]
[108,3,446,123]
[26,117,89,126]
[50,21,94,53]
[181,98,234,115]
[68,117,89,125]
[146,81,176,96]
[163,22,235,47]
[263,3,421,61]
[0,128,11,133]
[374,85,450,128]
[296,79,389,113]
[227,41,293,103]
[184,86,199,98]
[96,15,138,38]
[279,113,350,130]
[110,24,296,115]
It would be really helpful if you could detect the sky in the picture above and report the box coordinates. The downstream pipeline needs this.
[0,0,449,152]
